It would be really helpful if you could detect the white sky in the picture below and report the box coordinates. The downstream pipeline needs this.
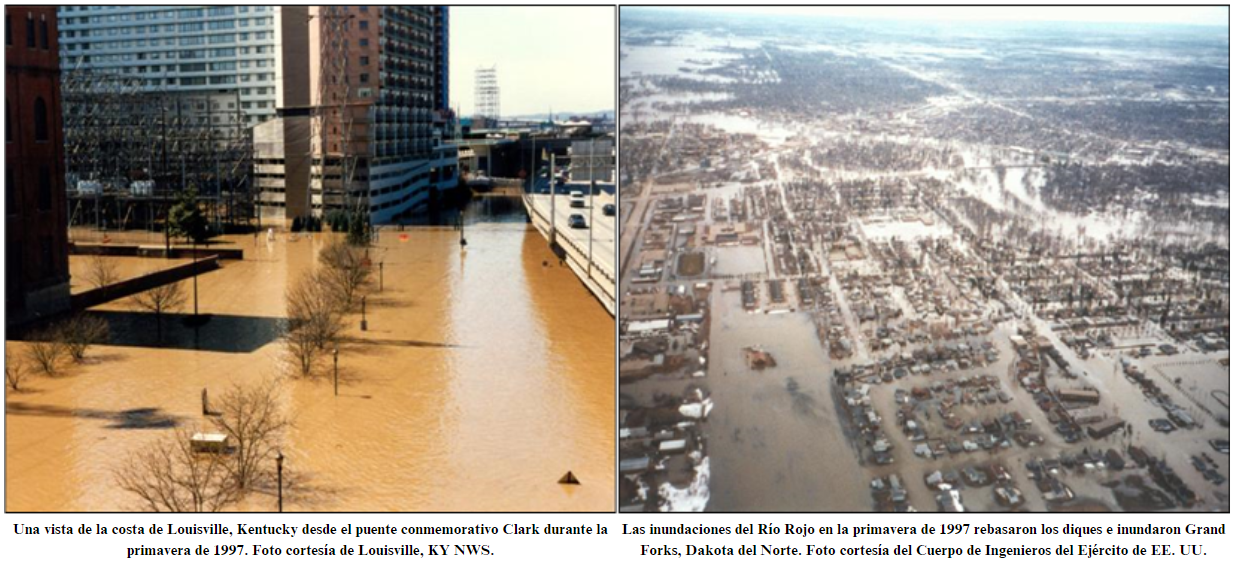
[691,6,1229,28]
[450,7,615,118]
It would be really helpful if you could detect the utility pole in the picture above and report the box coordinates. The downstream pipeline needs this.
[549,154,556,245]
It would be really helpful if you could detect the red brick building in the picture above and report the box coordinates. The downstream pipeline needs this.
[6,5,70,325]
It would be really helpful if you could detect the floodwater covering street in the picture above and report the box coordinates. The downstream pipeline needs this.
[7,197,615,511]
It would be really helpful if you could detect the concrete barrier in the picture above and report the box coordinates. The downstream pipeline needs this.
[522,194,616,316]
[70,242,244,260]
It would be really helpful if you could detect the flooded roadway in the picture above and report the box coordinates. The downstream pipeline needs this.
[6,198,615,511]
[704,290,869,511]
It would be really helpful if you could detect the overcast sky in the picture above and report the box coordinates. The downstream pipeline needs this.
[450,7,615,118]
[694,6,1229,28]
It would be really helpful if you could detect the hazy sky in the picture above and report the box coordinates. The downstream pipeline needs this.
[694,6,1229,28]
[450,7,615,118]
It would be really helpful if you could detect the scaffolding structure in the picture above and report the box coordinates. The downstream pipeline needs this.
[60,65,254,233]
[310,7,364,225]
[474,65,500,122]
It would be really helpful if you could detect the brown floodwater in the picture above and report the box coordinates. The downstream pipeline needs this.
[7,215,615,511]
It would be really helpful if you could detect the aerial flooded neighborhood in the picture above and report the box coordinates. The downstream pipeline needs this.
[618,7,1229,512]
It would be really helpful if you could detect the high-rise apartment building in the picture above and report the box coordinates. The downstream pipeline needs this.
[7,5,70,325]
[432,8,448,113]
[57,6,281,126]
[474,65,500,122]
[57,6,455,227]
[255,6,457,225]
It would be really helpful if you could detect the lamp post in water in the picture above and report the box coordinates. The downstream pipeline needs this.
[276,451,284,512]
[192,239,199,317]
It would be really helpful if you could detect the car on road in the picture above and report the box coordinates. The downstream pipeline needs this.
[1211,439,1230,454]
[603,203,615,216]
[1149,419,1176,433]
[568,214,587,229]
[570,190,586,208]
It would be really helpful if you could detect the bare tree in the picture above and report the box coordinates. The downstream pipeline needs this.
[59,313,110,362]
[208,379,291,491]
[114,428,239,512]
[284,322,320,377]
[26,329,65,375]
[85,252,120,290]
[5,349,28,391]
[132,281,187,344]
[286,270,344,351]
[319,241,372,308]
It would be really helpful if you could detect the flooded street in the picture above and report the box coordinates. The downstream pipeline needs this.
[704,291,869,511]
[7,198,615,511]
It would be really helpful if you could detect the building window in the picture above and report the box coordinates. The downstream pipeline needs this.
[33,97,48,141]
[5,99,11,143]
[359,20,368,31]
[38,15,47,49]
[360,56,369,66]
[359,38,368,47]
[25,14,34,48]
[359,73,369,84]
[6,14,11,46]
[37,165,51,210]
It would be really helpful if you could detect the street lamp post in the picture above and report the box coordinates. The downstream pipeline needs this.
[276,451,284,512]
[192,239,199,317]
[588,178,595,278]
[333,348,339,396]
[379,261,384,292]
[360,295,367,331]
[549,154,556,244]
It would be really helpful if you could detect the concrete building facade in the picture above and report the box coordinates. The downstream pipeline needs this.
[57,6,281,126]
[256,6,457,225]
[7,5,70,325]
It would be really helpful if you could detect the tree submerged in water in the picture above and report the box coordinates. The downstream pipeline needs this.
[114,379,291,511]
[168,188,210,244]
[324,210,371,246]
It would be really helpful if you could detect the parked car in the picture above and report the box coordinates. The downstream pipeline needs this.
[603,203,615,216]
[1149,419,1176,433]
[568,214,587,229]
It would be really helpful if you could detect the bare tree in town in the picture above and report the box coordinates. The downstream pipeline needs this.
[132,281,187,344]
[5,349,28,391]
[284,319,321,377]
[59,313,110,362]
[319,241,372,309]
[285,270,345,360]
[25,329,65,375]
[208,379,292,491]
[85,252,120,290]
[114,428,239,512]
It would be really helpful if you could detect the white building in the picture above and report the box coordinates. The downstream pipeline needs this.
[57,6,281,127]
